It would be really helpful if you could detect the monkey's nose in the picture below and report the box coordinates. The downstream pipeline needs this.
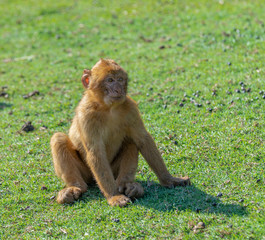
[113,87,122,94]
[114,89,121,94]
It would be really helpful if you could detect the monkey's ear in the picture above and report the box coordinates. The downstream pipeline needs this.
[81,69,91,88]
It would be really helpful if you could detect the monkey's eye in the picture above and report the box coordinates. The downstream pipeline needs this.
[107,77,114,83]
[118,77,123,82]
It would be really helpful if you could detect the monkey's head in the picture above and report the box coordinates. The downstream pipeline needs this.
[82,59,128,106]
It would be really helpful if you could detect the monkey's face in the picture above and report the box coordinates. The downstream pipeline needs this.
[83,59,128,106]
[90,59,128,106]
[103,73,127,105]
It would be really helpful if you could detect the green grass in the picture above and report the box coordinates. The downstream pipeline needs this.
[0,0,264,239]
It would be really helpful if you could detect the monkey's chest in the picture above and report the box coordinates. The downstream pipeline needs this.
[102,124,126,162]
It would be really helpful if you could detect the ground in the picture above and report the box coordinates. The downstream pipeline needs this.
[0,0,264,239]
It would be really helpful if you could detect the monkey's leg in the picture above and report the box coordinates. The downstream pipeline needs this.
[50,132,91,204]
[111,142,144,199]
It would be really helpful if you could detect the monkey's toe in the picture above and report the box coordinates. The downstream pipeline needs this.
[108,195,131,207]
[57,187,82,204]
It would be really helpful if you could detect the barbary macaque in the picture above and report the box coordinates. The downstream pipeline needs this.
[50,59,190,207]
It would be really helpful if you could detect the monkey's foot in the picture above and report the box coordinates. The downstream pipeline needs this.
[57,187,82,204]
[162,176,191,188]
[108,195,131,207]
[118,182,144,199]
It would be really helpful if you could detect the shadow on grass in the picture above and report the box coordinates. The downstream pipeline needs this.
[0,102,12,110]
[79,182,247,216]
[136,182,247,216]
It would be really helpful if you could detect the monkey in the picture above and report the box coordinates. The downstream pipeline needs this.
[50,58,190,207]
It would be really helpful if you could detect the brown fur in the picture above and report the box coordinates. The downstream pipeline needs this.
[50,59,190,207]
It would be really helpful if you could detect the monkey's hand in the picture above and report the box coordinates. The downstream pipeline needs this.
[57,187,82,204]
[118,182,144,199]
[161,176,191,188]
[107,195,131,207]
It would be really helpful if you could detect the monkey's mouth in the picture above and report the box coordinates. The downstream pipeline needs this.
[105,95,124,105]
[108,92,124,99]
[105,89,123,100]
[110,95,122,98]
[110,95,123,100]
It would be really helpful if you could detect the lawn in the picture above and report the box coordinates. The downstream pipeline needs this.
[0,0,264,239]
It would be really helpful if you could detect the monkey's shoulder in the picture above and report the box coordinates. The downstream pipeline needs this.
[122,96,138,111]
[125,96,137,105]
[75,94,100,114]
[116,96,141,118]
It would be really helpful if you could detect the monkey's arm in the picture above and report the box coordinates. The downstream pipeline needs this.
[129,116,190,187]
[77,116,130,206]
[84,145,118,198]
[133,131,174,186]
[80,138,130,205]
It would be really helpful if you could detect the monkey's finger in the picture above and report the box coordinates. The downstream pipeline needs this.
[127,188,138,198]
[183,176,191,185]
[125,184,135,196]
[172,177,191,187]
[118,185,125,193]
[128,185,144,198]
[179,177,191,186]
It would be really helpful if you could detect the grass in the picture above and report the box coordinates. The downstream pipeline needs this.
[0,0,264,239]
